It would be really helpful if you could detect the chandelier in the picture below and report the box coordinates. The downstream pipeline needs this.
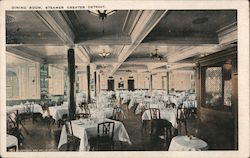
[88,10,117,34]
[88,10,117,20]
[99,49,110,58]
[150,48,164,60]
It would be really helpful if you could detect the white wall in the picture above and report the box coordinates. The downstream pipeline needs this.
[48,66,64,95]
[6,55,40,100]
[169,70,194,91]
[84,70,194,92]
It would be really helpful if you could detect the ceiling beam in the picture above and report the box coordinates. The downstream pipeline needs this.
[111,10,167,75]
[76,34,131,45]
[168,63,195,71]
[124,57,168,64]
[6,46,45,63]
[77,45,91,63]
[167,45,219,63]
[33,11,75,45]
[92,58,118,64]
[150,63,195,74]
[46,58,87,66]
[142,34,219,45]
[119,64,148,70]
[217,22,237,45]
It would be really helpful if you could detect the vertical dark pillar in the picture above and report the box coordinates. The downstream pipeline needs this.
[94,71,97,97]
[150,74,153,91]
[67,48,76,120]
[98,74,101,94]
[166,72,170,94]
[86,65,91,103]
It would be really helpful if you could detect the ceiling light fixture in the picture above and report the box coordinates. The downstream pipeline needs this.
[99,49,111,58]
[88,10,117,34]
[88,10,117,20]
[150,48,164,60]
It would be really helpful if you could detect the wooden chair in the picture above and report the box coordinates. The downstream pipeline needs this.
[58,114,68,128]
[7,111,24,146]
[149,108,173,141]
[65,121,80,151]
[20,103,34,124]
[112,107,125,122]
[89,122,115,151]
[149,108,161,138]
[176,107,188,135]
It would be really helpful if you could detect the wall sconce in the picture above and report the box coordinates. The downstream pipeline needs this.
[223,59,232,80]
[32,77,36,84]
[223,59,232,71]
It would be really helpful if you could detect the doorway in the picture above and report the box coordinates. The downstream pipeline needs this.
[127,79,134,91]
[107,79,114,91]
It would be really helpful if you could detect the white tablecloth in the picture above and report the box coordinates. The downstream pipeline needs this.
[168,136,208,151]
[43,106,114,122]
[58,118,131,151]
[135,102,165,115]
[141,109,178,128]
[7,134,18,151]
[7,104,43,114]
[90,108,114,119]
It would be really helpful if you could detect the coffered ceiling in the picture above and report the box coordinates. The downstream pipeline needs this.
[6,10,237,76]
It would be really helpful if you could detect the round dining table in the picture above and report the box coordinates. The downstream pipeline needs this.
[168,135,208,151]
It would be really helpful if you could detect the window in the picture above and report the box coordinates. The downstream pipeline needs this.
[6,70,19,98]
[203,63,232,111]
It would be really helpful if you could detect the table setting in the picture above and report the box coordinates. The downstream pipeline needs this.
[58,117,131,151]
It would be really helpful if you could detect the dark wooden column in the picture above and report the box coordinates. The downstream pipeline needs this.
[98,74,101,94]
[94,71,97,97]
[67,48,76,120]
[150,74,153,91]
[86,65,91,103]
[166,72,170,94]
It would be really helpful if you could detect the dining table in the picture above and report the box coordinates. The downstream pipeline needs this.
[135,101,165,115]
[58,118,131,151]
[7,103,43,114]
[168,135,208,151]
[43,104,115,122]
[141,108,178,128]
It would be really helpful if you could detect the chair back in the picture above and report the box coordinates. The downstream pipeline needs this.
[177,107,186,121]
[112,107,124,121]
[149,108,161,120]
[65,121,74,136]
[7,111,19,133]
[97,122,115,139]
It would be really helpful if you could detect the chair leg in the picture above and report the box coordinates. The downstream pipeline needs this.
[141,120,146,135]
[184,120,188,135]
[120,141,123,150]
[66,142,70,151]
[179,123,182,135]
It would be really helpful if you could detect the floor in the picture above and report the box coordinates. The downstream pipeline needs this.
[16,103,199,152]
